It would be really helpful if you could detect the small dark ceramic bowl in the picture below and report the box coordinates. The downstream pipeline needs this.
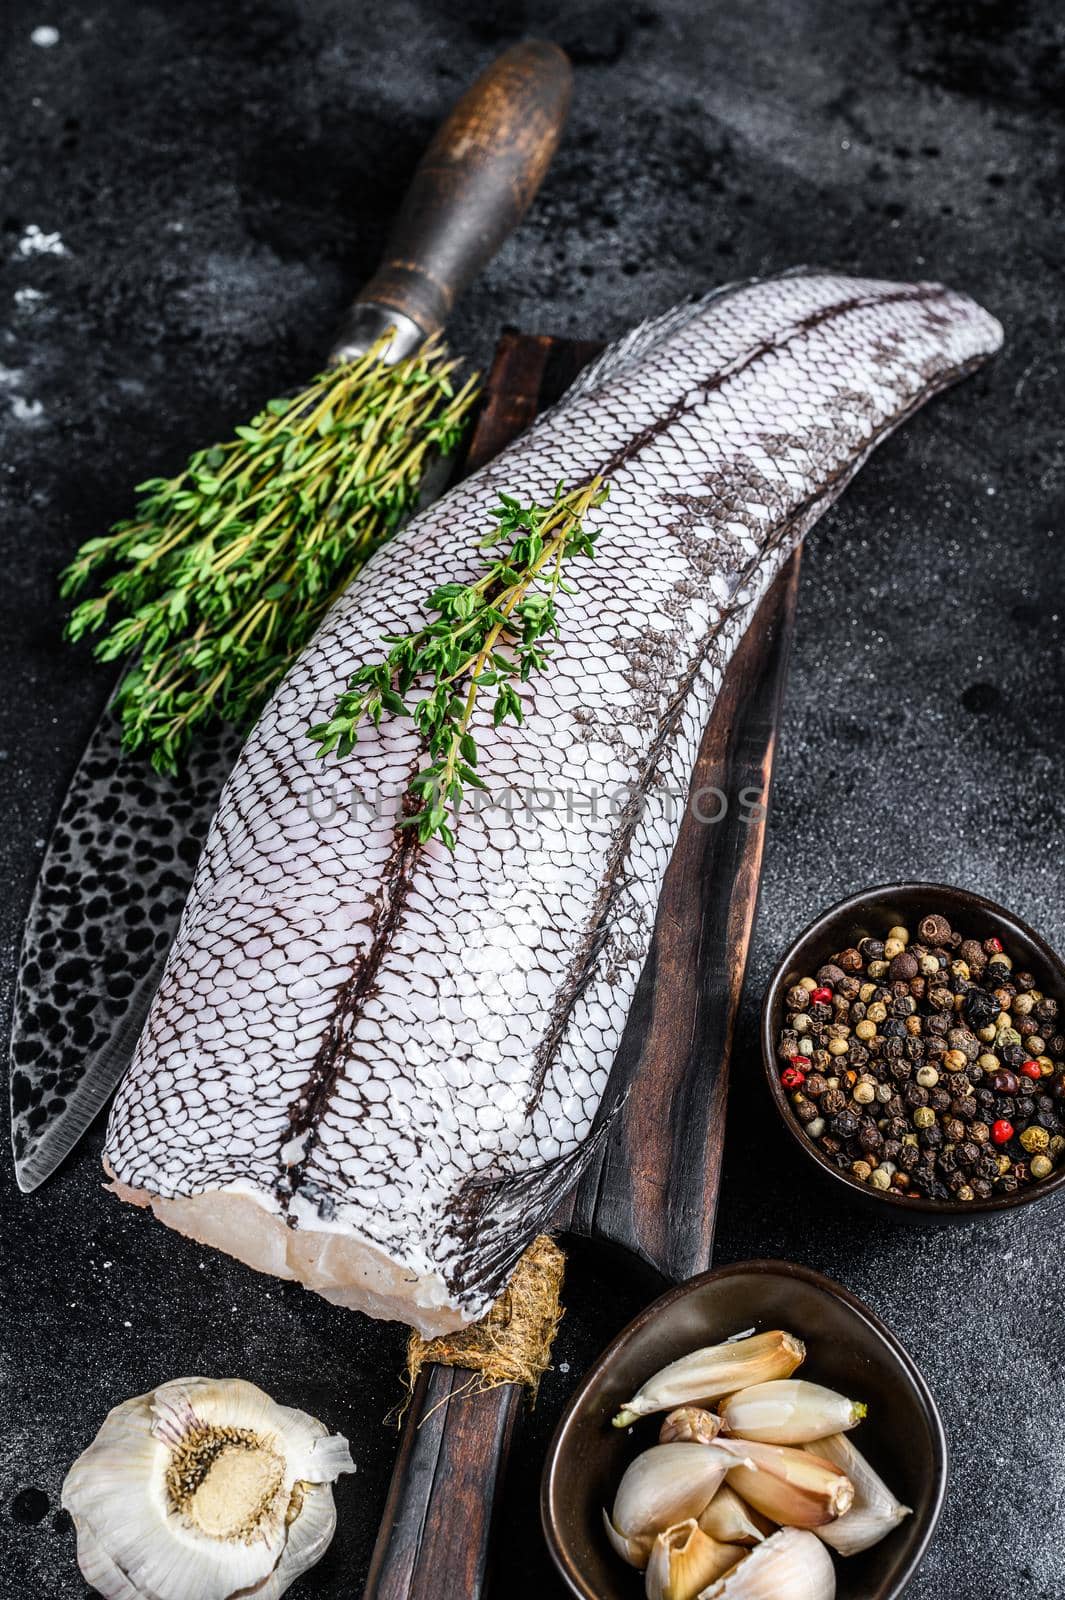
[761,882,1065,1217]
[542,1260,946,1600]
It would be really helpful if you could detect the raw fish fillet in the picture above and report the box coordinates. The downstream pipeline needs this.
[105,272,1002,1333]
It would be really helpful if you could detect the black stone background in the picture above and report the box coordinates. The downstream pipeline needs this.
[1,1,1062,1595]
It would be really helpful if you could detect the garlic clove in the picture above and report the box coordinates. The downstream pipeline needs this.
[719,1381,866,1444]
[696,1527,837,1599]
[721,1438,853,1529]
[804,1434,911,1556]
[603,1507,657,1570]
[698,1485,771,1547]
[613,1332,805,1428]
[61,1377,355,1600]
[612,1443,736,1541]
[660,1407,725,1445]
[644,1519,745,1600]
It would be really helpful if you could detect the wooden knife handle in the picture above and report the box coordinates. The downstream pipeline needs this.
[354,40,572,338]
[364,1365,523,1600]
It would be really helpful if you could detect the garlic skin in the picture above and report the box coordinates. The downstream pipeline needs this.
[611,1443,738,1542]
[644,1519,744,1600]
[719,1381,866,1445]
[698,1485,771,1547]
[660,1407,725,1446]
[696,1527,836,1599]
[613,1332,805,1428]
[804,1434,912,1556]
[721,1438,852,1529]
[62,1377,355,1600]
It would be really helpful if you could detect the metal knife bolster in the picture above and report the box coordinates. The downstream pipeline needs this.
[330,302,426,366]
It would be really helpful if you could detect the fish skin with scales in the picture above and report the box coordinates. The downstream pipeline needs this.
[103,271,1002,1335]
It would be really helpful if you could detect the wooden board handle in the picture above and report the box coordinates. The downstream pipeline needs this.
[364,1366,523,1600]
[354,41,572,338]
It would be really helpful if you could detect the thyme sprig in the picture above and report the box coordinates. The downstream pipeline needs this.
[308,477,609,850]
[61,335,479,774]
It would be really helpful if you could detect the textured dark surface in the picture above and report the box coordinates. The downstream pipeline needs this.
[0,2,1061,1597]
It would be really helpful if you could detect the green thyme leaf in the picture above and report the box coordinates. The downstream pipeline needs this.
[62,334,480,774]
[309,477,609,850]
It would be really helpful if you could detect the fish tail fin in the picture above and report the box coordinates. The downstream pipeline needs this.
[443,1099,624,1317]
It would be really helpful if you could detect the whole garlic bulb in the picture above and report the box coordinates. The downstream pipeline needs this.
[61,1376,355,1600]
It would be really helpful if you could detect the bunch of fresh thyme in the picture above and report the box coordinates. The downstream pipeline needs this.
[62,336,479,773]
[309,477,609,850]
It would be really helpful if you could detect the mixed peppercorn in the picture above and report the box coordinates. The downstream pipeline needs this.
[776,913,1065,1201]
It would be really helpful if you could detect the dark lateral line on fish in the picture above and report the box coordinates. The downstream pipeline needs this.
[275,283,965,1209]
[596,284,946,482]
[277,775,424,1213]
[522,324,990,1116]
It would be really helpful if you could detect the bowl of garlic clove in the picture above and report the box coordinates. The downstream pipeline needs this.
[541,1259,946,1600]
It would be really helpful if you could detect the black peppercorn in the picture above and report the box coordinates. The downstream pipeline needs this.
[831,1110,861,1139]
[821,1088,846,1116]
[890,951,919,981]
[964,989,998,1030]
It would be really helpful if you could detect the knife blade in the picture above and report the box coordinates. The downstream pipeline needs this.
[9,41,573,1190]
[9,708,243,1191]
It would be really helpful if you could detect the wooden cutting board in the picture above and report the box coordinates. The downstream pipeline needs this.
[365,330,801,1600]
